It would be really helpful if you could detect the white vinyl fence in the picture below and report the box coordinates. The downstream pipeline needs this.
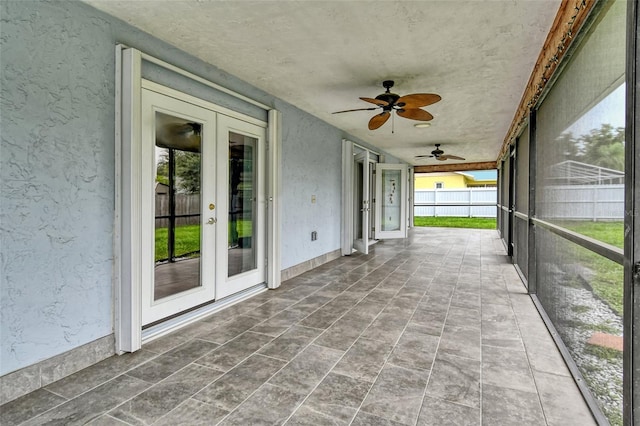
[538,184,624,221]
[414,188,497,218]
[414,185,624,220]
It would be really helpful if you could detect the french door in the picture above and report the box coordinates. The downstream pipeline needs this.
[375,163,408,239]
[141,88,265,326]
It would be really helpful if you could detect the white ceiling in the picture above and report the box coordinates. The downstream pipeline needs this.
[86,0,560,167]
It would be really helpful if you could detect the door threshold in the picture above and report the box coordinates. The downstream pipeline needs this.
[141,283,268,344]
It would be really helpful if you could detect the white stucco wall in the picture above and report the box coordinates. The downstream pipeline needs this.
[0,0,402,375]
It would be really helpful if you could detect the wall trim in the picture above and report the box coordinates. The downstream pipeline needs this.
[0,335,115,405]
[281,249,342,282]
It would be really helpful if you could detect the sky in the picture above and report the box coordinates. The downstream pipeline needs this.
[565,83,626,138]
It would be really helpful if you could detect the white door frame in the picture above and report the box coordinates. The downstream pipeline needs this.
[116,47,281,353]
[353,150,370,254]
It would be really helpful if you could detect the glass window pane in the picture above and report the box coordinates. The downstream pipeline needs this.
[514,128,529,280]
[532,2,626,423]
[381,168,401,232]
[536,0,625,246]
[228,131,257,277]
[154,112,202,300]
[355,160,364,239]
[514,215,528,279]
[515,125,529,214]
[536,227,622,424]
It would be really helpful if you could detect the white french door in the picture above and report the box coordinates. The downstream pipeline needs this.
[375,163,408,239]
[353,151,370,254]
[142,89,216,325]
[141,88,265,326]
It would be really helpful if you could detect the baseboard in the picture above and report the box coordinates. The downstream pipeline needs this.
[280,249,342,282]
[0,334,115,405]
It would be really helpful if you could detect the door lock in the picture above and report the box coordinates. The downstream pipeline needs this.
[207,217,217,224]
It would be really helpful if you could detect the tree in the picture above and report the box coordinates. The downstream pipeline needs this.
[156,150,169,186]
[155,149,201,194]
[579,124,625,171]
[555,131,580,162]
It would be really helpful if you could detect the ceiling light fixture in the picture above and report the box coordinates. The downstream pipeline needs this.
[414,122,431,128]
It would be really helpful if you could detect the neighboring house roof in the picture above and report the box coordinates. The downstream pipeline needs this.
[155,182,169,194]
[459,170,498,182]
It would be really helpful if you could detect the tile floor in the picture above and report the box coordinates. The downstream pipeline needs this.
[1,228,596,425]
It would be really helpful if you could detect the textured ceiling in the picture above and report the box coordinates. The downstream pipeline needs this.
[86,0,560,166]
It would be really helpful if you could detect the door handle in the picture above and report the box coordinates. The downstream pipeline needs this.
[207,217,217,224]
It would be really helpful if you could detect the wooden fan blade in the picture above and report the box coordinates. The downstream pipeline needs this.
[396,94,441,108]
[397,108,434,121]
[360,97,389,106]
[440,155,466,161]
[332,107,380,114]
[368,111,390,130]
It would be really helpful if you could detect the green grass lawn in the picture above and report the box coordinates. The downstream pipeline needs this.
[414,216,497,229]
[155,221,253,262]
[556,221,624,316]
[155,224,201,261]
[556,220,624,249]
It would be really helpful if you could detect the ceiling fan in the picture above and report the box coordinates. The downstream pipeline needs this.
[332,80,441,130]
[415,144,465,161]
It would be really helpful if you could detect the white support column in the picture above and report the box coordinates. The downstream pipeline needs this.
[116,46,143,353]
[341,139,354,255]
[267,109,282,289]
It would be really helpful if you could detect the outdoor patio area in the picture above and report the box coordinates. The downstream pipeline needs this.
[1,227,595,425]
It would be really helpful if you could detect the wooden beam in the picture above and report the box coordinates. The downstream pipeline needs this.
[414,161,497,173]
[498,0,596,161]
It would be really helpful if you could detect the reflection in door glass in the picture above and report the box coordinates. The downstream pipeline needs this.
[229,132,257,277]
[154,112,202,300]
[381,168,401,231]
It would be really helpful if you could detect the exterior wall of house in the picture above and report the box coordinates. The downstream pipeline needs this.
[0,0,399,377]
[415,173,468,189]
[415,172,498,190]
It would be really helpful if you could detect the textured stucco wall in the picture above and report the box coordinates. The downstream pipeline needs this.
[0,0,400,375]
[1,1,118,376]
[279,102,343,269]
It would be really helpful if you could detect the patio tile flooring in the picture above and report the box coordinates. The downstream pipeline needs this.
[1,228,596,425]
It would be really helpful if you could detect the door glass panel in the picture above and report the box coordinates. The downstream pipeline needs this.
[369,162,376,239]
[381,168,401,231]
[355,160,364,240]
[228,131,257,277]
[154,111,202,300]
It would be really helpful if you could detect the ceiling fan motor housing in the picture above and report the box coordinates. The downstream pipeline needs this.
[377,80,399,109]
[375,93,400,108]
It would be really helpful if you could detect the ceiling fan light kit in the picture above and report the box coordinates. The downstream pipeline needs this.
[333,80,441,131]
